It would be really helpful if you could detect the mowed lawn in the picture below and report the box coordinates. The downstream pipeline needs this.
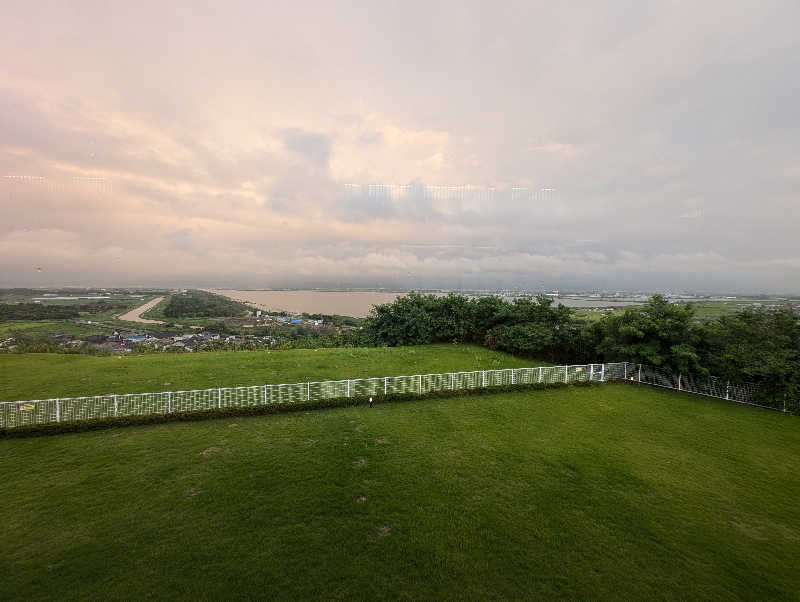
[2,384,799,599]
[0,344,535,402]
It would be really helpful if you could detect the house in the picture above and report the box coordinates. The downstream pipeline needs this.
[84,334,109,344]
[124,335,148,344]
[97,342,130,353]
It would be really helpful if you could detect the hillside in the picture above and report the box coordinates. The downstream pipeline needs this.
[160,290,253,318]
[1,384,798,599]
[0,344,533,402]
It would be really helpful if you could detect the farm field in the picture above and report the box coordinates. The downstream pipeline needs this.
[0,319,117,340]
[0,293,166,339]
[0,344,535,402]
[1,383,798,599]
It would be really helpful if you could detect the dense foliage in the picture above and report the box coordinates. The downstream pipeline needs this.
[366,292,592,363]
[162,290,253,318]
[592,295,701,373]
[695,309,800,402]
[0,301,129,321]
[0,303,80,321]
[365,293,800,403]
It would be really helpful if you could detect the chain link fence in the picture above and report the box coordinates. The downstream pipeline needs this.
[626,362,795,413]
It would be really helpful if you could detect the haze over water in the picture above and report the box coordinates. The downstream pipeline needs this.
[213,290,407,317]
[214,290,639,317]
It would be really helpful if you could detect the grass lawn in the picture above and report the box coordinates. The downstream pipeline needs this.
[1,383,798,599]
[0,344,536,402]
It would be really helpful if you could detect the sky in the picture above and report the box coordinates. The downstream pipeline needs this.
[1,1,798,293]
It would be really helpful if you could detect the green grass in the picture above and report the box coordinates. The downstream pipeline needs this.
[0,295,164,338]
[1,383,798,599]
[0,319,116,339]
[690,301,748,321]
[0,344,536,402]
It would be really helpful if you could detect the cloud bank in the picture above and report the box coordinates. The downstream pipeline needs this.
[1,1,798,293]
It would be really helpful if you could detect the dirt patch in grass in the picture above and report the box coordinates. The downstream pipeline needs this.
[378,525,391,537]
[201,446,221,456]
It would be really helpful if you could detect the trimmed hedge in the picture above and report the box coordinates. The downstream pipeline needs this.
[0,381,597,439]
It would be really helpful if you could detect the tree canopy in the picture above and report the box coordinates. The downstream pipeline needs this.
[364,292,800,403]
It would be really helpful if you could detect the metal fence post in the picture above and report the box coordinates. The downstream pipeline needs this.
[114,395,118,416]
[726,382,730,400]
[418,374,422,394]
[482,371,486,388]
[307,382,310,401]
[538,367,543,383]
[624,363,627,380]
[347,379,350,398]
[451,372,455,389]
[384,377,388,395]
[638,365,642,383]
[600,363,605,382]
[218,388,222,408]
[589,365,594,381]
[56,399,61,423]
[564,365,569,384]
[168,392,172,413]
[678,373,682,391]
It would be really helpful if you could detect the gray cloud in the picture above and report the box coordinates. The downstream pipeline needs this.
[283,129,332,168]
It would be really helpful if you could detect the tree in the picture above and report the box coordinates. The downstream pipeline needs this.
[595,295,701,373]
[695,308,800,404]
[364,292,435,346]
[484,296,576,361]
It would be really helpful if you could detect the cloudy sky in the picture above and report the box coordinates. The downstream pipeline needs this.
[1,1,798,293]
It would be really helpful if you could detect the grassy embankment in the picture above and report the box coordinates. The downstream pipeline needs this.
[0,344,535,402]
[1,382,798,599]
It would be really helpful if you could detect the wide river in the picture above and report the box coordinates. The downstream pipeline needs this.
[212,290,641,318]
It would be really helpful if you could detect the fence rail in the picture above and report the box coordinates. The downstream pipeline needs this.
[1,361,792,430]
[0,363,614,429]
[629,362,796,413]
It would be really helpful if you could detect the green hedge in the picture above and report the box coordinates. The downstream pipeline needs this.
[0,381,596,439]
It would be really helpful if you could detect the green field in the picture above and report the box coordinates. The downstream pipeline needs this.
[0,344,534,402]
[0,319,116,340]
[1,383,798,599]
[0,294,165,339]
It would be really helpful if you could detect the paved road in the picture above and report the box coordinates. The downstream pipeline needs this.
[117,297,165,324]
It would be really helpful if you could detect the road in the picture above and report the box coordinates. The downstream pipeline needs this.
[117,297,166,324]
